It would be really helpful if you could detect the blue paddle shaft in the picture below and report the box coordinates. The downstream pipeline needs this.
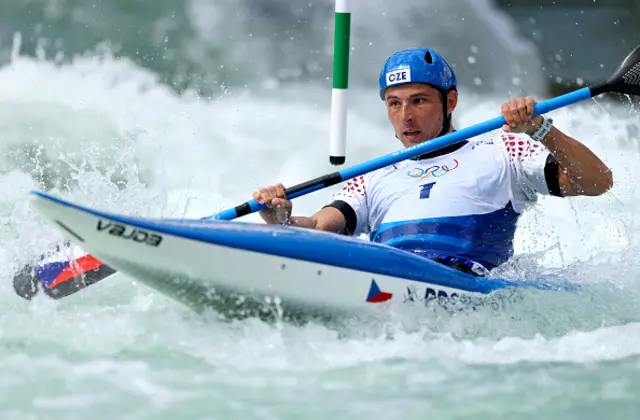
[214,87,593,221]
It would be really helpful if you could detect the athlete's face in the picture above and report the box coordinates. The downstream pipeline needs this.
[384,83,457,147]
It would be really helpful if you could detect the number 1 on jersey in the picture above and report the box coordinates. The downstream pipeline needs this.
[419,182,436,199]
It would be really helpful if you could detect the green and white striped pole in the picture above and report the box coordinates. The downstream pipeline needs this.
[329,0,351,166]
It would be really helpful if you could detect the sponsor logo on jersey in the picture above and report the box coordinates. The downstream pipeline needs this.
[386,69,411,86]
[407,159,459,179]
[471,139,495,149]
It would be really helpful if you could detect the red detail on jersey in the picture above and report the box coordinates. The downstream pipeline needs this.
[344,175,366,196]
[502,134,544,162]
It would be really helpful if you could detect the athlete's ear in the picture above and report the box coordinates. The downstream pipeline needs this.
[447,89,458,113]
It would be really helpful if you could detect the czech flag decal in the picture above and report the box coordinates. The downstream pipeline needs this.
[36,254,104,289]
[366,279,393,303]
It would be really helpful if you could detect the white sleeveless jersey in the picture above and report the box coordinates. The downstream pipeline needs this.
[331,132,553,269]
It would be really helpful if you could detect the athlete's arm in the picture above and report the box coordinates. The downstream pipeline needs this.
[290,207,347,233]
[501,96,613,197]
[538,126,613,197]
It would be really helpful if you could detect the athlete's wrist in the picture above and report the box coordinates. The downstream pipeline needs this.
[527,115,553,141]
[524,115,544,136]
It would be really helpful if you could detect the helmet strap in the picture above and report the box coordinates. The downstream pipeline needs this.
[438,88,454,137]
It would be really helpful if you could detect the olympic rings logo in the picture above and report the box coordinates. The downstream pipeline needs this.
[407,159,459,178]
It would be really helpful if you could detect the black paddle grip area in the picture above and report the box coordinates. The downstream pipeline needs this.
[285,171,343,196]
[234,172,344,218]
[234,203,253,218]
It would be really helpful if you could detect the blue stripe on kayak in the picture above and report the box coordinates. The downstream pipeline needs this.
[30,191,581,294]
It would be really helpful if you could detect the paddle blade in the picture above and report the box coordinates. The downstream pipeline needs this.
[13,254,117,300]
[606,45,640,96]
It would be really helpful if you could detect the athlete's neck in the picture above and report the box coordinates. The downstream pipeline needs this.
[410,129,466,161]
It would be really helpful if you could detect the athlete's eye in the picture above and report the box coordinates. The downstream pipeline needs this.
[388,100,400,108]
[413,97,427,104]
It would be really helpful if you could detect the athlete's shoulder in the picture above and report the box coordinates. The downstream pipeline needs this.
[495,131,547,162]
[468,134,499,150]
[364,161,406,180]
[341,164,392,196]
[469,131,542,156]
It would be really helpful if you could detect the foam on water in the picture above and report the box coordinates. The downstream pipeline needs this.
[1,46,640,418]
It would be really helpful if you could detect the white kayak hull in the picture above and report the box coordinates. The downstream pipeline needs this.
[29,192,578,318]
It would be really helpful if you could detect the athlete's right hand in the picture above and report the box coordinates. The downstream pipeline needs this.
[253,183,293,225]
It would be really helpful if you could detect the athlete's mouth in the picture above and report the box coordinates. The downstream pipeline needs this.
[403,130,421,137]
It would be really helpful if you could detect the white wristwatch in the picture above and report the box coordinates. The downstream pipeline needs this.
[529,115,553,142]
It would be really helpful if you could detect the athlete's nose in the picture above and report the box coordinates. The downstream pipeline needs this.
[400,102,415,124]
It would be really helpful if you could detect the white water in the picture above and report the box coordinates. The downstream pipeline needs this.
[1,48,640,418]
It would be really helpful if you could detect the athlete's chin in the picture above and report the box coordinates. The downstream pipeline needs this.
[401,136,431,148]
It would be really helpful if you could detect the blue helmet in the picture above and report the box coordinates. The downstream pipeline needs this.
[378,48,457,99]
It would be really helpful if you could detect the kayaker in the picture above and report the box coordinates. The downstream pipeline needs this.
[253,47,612,276]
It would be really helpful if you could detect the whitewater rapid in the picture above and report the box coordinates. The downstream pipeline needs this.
[1,48,640,418]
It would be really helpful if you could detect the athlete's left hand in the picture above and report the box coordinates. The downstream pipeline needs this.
[501,96,544,135]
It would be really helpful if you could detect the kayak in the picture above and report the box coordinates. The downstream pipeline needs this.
[29,191,579,319]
